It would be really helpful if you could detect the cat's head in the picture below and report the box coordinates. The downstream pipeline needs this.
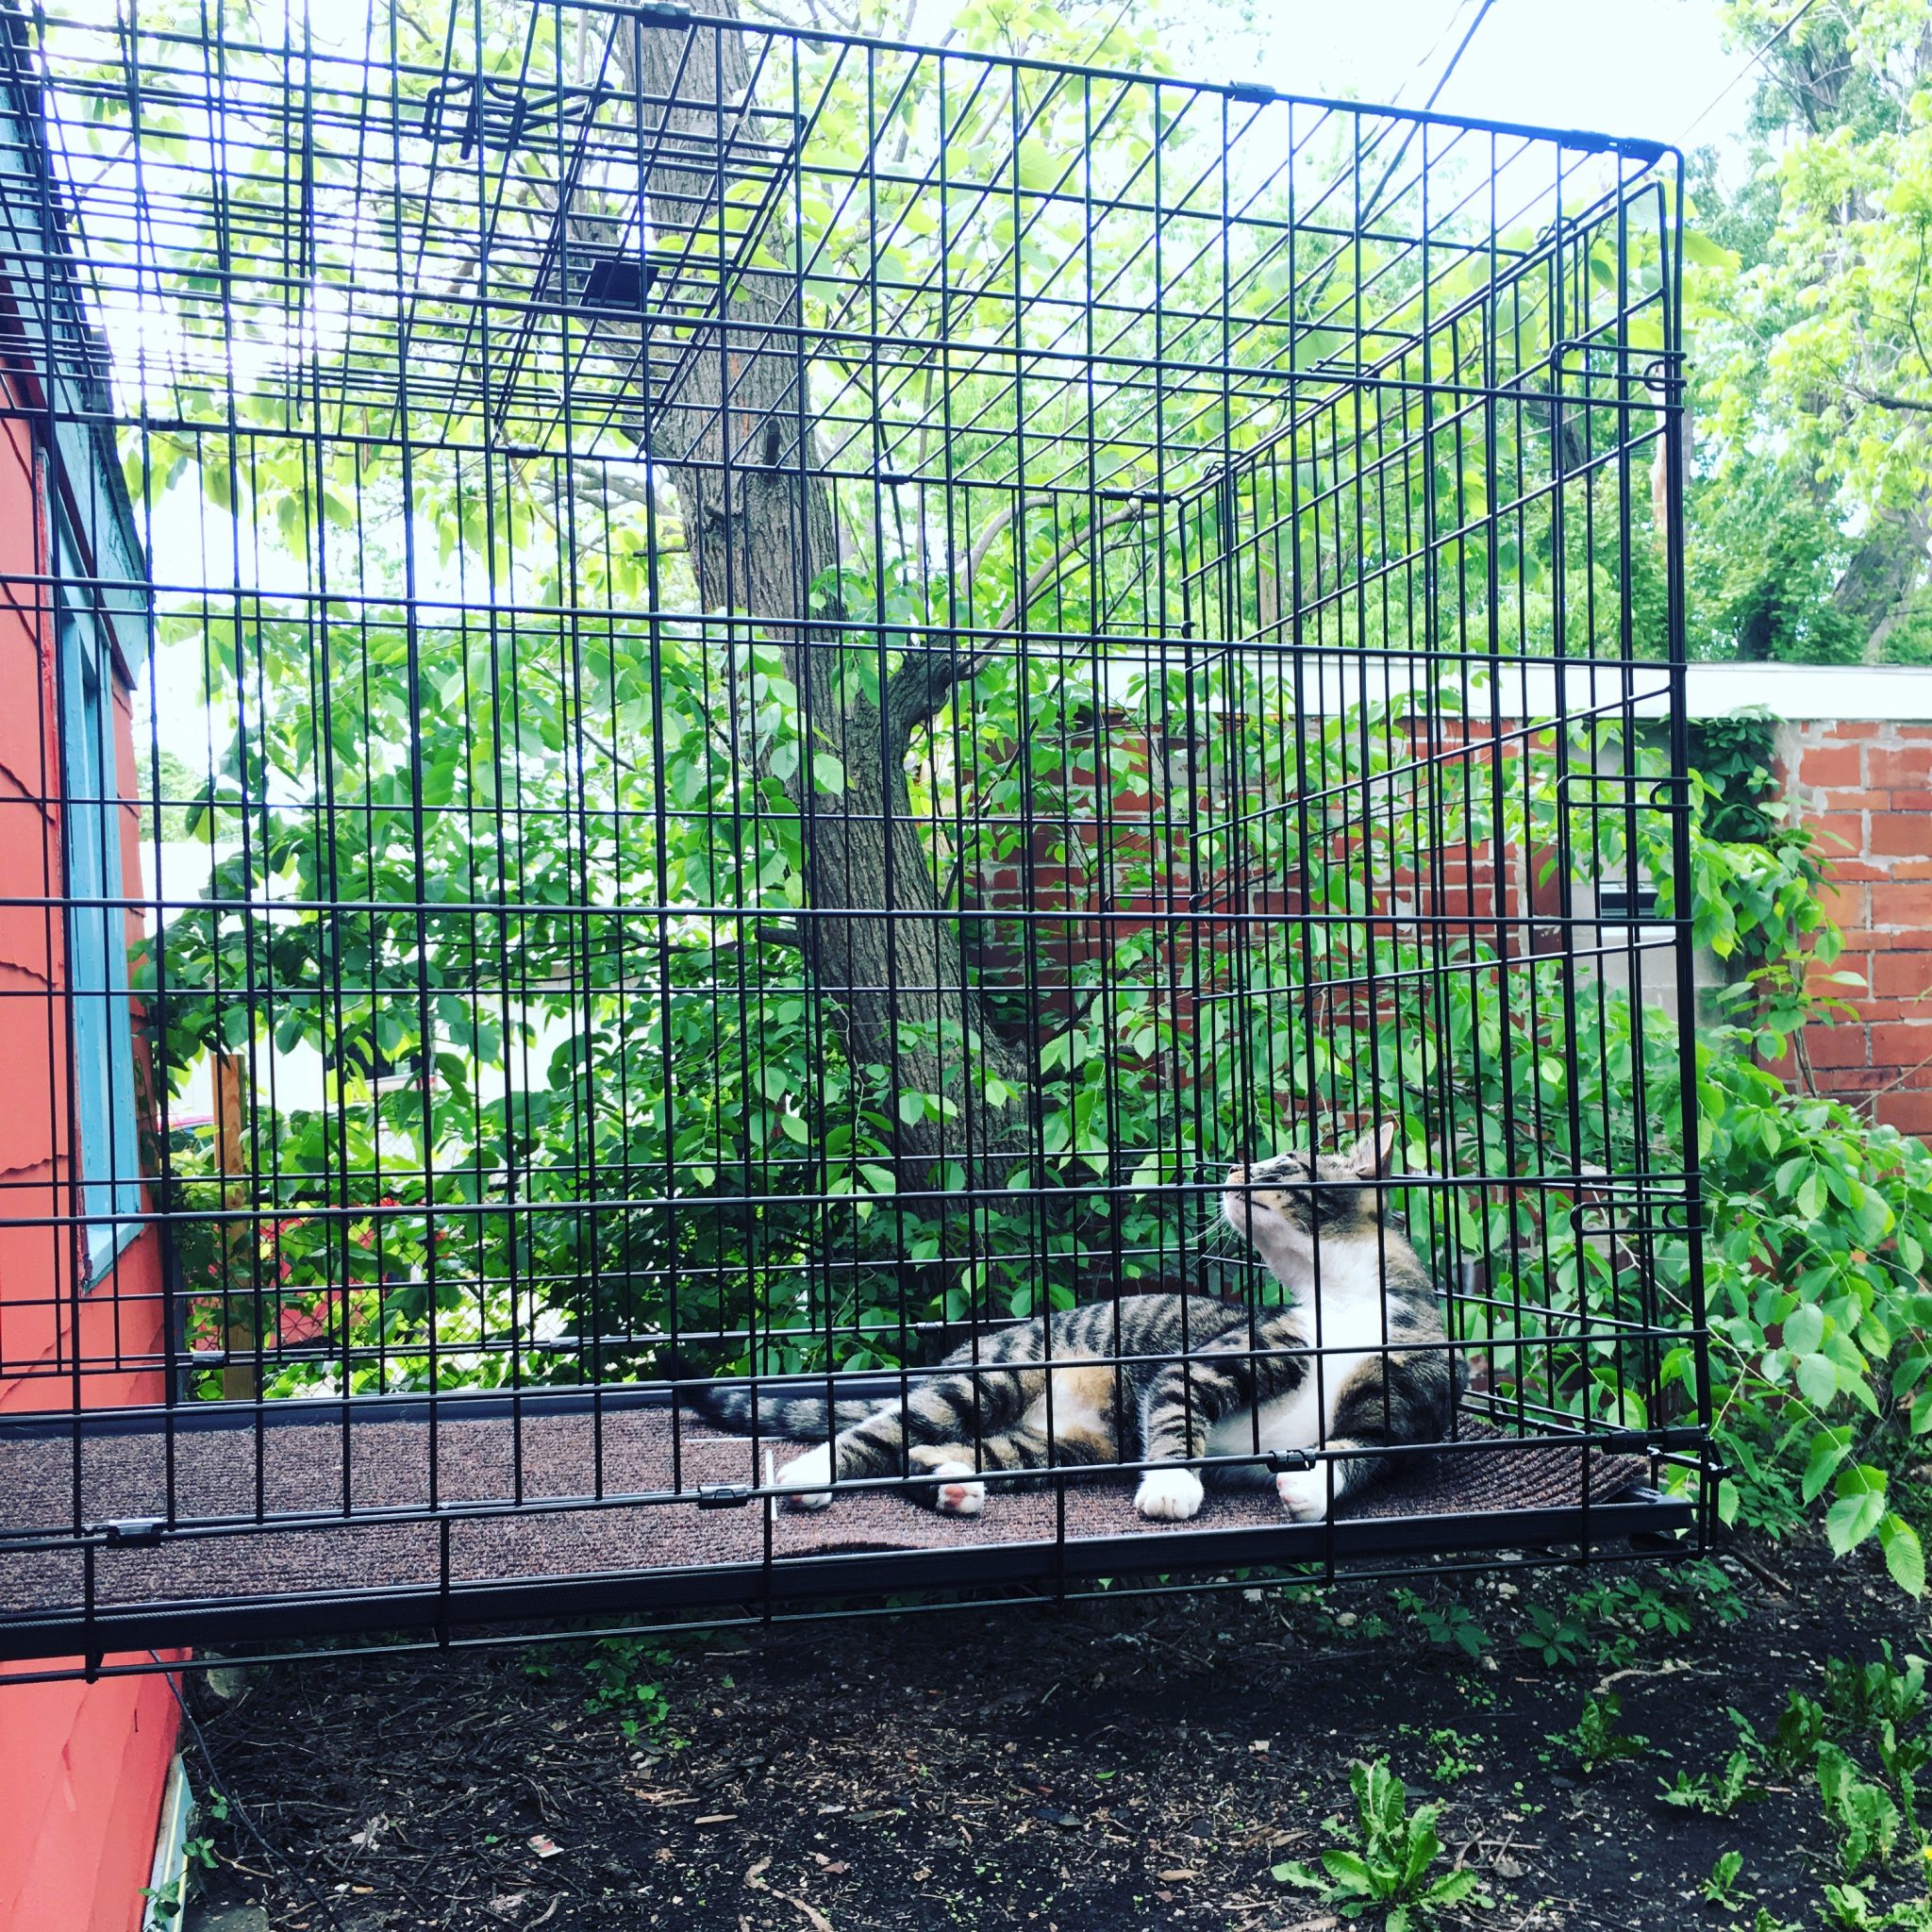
[1222,1123,1395,1244]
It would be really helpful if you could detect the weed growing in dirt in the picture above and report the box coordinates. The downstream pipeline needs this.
[1818,1741,1905,1877]
[1704,1850,1747,1907]
[1548,1693,1649,1775]
[580,1637,675,1741]
[1828,1647,1929,1736]
[1391,1588,1491,1663]
[1658,1742,1765,1817]
[1425,1727,1482,1784]
[1274,1760,1488,1929]
[1517,1603,1587,1667]
[1820,1882,1932,1929]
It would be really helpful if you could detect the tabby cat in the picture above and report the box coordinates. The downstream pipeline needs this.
[691,1124,1461,1523]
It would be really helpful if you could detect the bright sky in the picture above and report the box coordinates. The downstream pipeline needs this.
[1167,0,1754,161]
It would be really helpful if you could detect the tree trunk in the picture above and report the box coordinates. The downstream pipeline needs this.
[1834,506,1931,662]
[614,10,1035,1183]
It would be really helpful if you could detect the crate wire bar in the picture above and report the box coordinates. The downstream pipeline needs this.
[0,0,1709,1671]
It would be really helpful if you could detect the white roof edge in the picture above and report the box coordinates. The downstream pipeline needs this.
[1683,661,1932,723]
[1095,655,1932,724]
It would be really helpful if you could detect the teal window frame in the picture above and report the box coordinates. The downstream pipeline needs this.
[58,535,142,1285]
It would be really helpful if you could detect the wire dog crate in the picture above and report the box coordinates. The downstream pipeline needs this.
[0,0,1711,1673]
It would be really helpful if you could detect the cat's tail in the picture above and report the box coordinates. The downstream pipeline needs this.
[679,1377,879,1441]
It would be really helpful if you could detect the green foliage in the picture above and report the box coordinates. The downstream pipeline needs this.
[1391,1588,1491,1664]
[1685,3,1932,665]
[1822,1884,1932,1931]
[1425,1728,1481,1785]
[1547,1693,1649,1776]
[581,1637,675,1741]
[1517,1603,1588,1669]
[1661,1715,1769,1816]
[1762,1690,1835,1779]
[1658,1747,1765,1819]
[1703,1850,1747,1908]
[1818,1741,1905,1879]
[1827,1648,1929,1739]
[1686,712,1787,845]
[1273,1761,1489,1929]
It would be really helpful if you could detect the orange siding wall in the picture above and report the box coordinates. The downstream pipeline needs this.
[0,374,179,1932]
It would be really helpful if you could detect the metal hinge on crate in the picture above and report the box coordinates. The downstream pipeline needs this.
[101,1518,165,1549]
[696,1483,755,1509]
[1597,1427,1707,1457]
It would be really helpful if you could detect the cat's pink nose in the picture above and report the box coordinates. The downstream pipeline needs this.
[1227,1164,1246,1184]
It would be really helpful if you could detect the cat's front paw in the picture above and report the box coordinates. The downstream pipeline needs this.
[1275,1465,1330,1522]
[775,1443,836,1510]
[1135,1468,1206,1521]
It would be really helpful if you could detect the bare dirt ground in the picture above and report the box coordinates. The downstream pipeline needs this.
[185,1533,1927,1932]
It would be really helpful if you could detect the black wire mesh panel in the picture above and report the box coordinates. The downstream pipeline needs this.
[0,0,1710,1670]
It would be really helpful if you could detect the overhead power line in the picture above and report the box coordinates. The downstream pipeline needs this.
[1681,0,1823,142]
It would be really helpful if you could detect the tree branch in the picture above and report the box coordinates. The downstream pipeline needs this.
[882,498,1151,756]
[1847,382,1932,414]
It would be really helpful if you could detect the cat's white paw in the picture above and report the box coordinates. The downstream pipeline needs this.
[775,1443,835,1510]
[1275,1465,1330,1522]
[1135,1468,1206,1521]
[926,1459,986,1517]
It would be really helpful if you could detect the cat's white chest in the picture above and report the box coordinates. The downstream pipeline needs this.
[1206,1284,1388,1476]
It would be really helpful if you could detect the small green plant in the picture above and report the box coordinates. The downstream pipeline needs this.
[1827,1647,1929,1737]
[1392,1588,1491,1663]
[1821,1884,1932,1930]
[1427,1727,1481,1784]
[1819,1741,1904,1878]
[1764,1691,1833,1775]
[582,1636,674,1740]
[1702,1850,1746,1907]
[1274,1760,1489,1929]
[1517,1603,1588,1668]
[1658,1746,1765,1818]
[1549,1693,1648,1775]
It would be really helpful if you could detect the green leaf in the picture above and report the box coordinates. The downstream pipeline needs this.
[1804,1427,1854,1505]
[1320,1850,1374,1892]
[1826,1474,1888,1557]
[1271,1862,1326,1891]
[1882,1516,1926,1597]
[1796,1352,1838,1407]
[1783,1303,1824,1355]
[858,1163,896,1195]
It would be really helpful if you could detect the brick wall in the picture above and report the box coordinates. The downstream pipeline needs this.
[1784,720,1932,1137]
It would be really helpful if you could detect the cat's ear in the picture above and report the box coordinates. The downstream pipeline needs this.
[1349,1122,1397,1180]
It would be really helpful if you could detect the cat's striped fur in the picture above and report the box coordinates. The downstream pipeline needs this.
[690,1124,1462,1523]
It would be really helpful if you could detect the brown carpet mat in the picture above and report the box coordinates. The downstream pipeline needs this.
[0,1401,1661,1633]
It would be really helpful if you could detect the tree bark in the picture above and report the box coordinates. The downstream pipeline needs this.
[613,9,1035,1183]
[1834,506,1931,662]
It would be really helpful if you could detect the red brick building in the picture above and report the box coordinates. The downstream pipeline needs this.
[1764,666,1932,1138]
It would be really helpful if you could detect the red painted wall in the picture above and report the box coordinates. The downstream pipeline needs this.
[0,365,181,1931]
